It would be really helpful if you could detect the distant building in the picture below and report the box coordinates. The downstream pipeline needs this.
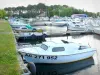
[37,12,46,17]
[71,14,88,18]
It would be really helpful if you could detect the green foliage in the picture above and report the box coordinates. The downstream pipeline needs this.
[4,3,97,18]
[0,10,6,18]
[0,21,20,75]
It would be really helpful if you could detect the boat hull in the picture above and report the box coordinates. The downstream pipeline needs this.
[68,27,86,31]
[17,35,46,42]
[23,50,95,64]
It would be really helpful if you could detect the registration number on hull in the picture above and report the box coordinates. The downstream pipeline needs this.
[25,53,57,60]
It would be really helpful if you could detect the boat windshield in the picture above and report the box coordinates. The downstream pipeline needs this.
[78,46,88,50]
[52,47,65,52]
[40,44,48,50]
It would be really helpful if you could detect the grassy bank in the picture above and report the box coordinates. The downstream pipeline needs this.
[0,20,20,75]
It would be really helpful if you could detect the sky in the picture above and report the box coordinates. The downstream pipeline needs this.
[0,0,100,13]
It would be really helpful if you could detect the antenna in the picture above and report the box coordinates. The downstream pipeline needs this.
[50,23,52,41]
[45,0,48,17]
[66,23,68,40]
[88,43,91,47]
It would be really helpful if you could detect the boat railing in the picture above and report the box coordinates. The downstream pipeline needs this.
[61,40,69,43]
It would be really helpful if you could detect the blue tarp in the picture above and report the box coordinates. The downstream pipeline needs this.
[71,14,88,18]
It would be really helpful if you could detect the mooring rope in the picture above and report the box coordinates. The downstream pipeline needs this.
[95,49,100,73]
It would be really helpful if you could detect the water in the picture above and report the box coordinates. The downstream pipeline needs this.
[18,34,100,75]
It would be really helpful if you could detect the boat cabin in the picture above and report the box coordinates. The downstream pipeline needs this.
[40,41,87,52]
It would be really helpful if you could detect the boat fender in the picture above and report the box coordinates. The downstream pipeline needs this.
[27,62,36,75]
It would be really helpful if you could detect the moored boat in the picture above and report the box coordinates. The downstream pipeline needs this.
[18,40,96,64]
[16,32,47,42]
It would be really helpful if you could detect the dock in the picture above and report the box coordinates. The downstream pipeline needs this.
[14,30,93,38]
[13,25,93,38]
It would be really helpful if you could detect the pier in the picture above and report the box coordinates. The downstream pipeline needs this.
[13,25,93,38]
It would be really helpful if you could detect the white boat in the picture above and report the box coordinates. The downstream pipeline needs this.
[13,24,43,32]
[10,20,28,28]
[31,21,52,26]
[51,21,67,26]
[18,40,96,64]
[68,21,87,31]
[14,26,37,31]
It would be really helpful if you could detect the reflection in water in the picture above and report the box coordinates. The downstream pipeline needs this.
[35,57,94,75]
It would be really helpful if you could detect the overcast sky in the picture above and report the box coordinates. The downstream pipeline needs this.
[0,0,100,13]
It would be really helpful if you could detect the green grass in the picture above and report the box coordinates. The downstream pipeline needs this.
[0,20,20,75]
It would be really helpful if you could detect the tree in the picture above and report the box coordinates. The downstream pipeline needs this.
[0,9,7,18]
[97,12,100,17]
[37,3,46,11]
[4,3,97,18]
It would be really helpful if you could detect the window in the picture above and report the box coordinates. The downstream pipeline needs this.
[40,44,48,50]
[13,27,19,28]
[78,46,88,50]
[52,47,65,52]
[75,25,80,27]
[73,22,76,24]
[21,27,27,29]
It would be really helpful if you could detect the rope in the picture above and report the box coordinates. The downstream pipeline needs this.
[95,49,100,73]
